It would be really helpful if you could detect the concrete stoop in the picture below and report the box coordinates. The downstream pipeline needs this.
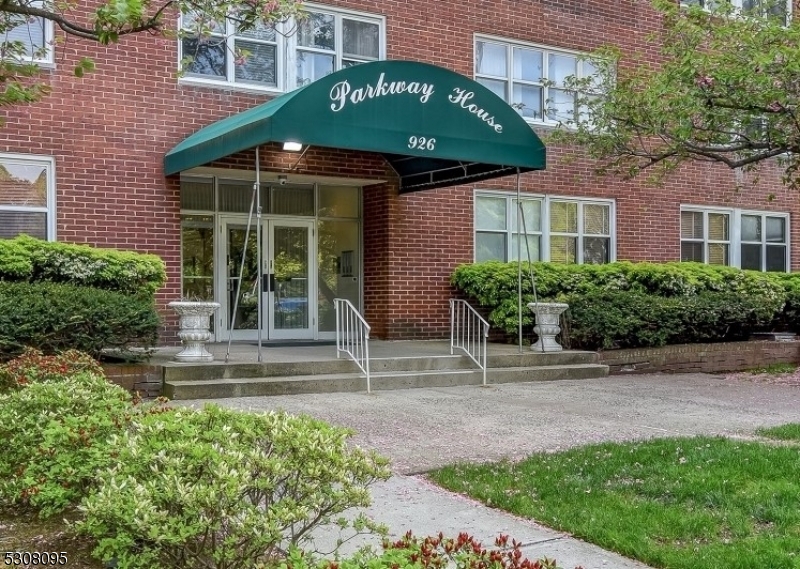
[163,349,609,400]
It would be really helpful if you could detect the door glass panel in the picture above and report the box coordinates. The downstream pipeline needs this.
[181,215,214,300]
[318,219,359,332]
[227,225,260,330]
[273,226,309,330]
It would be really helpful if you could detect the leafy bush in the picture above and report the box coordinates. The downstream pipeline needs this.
[0,281,160,360]
[0,234,166,296]
[451,261,791,349]
[77,405,392,569]
[280,532,572,569]
[0,372,135,517]
[0,348,103,393]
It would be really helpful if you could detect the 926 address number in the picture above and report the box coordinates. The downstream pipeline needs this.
[408,136,436,151]
[4,552,68,566]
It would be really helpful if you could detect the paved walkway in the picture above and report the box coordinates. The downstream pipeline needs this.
[180,372,800,569]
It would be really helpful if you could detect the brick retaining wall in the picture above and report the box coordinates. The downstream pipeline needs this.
[599,341,800,375]
[102,363,163,398]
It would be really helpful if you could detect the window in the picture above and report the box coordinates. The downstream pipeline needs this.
[0,154,55,240]
[681,0,790,22]
[474,192,614,264]
[3,5,53,64]
[295,9,382,87]
[550,200,612,264]
[179,5,384,92]
[474,37,598,125]
[740,213,788,271]
[680,209,730,265]
[681,207,789,271]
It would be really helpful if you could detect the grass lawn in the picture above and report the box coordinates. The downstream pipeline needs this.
[758,423,800,442]
[429,436,800,569]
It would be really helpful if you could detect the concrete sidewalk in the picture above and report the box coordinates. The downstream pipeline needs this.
[181,372,800,569]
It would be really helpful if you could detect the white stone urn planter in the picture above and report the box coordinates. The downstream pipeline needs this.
[168,301,220,362]
[528,302,569,352]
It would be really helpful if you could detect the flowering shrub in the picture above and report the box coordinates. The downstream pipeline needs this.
[77,405,391,569]
[280,532,581,569]
[0,372,142,517]
[0,347,104,393]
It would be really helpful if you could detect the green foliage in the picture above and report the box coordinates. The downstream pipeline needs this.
[0,348,104,393]
[451,261,793,349]
[279,532,566,569]
[0,372,134,518]
[77,405,392,569]
[0,235,165,296]
[757,423,800,441]
[549,0,800,186]
[0,281,160,360]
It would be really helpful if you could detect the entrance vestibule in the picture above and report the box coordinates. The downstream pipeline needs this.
[180,176,362,341]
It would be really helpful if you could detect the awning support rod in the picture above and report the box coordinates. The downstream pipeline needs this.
[226,175,258,363]
[256,146,263,363]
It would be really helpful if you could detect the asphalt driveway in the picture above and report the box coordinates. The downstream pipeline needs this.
[183,371,800,474]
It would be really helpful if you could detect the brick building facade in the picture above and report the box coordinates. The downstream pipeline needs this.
[1,0,796,342]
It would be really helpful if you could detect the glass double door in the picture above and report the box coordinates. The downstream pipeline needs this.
[220,217,314,340]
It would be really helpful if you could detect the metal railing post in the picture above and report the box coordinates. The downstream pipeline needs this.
[334,298,371,393]
[449,299,491,386]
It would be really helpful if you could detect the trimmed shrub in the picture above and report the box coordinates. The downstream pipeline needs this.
[0,348,104,393]
[0,234,166,296]
[0,281,160,360]
[0,372,135,517]
[77,405,391,569]
[451,261,792,350]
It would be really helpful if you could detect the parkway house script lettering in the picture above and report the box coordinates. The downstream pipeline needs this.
[328,73,504,134]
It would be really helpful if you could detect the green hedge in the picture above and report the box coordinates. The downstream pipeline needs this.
[451,261,795,350]
[0,235,166,296]
[0,281,160,360]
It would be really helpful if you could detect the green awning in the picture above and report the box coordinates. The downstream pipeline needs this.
[164,60,546,192]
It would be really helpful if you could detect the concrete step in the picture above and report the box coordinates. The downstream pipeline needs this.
[163,350,598,383]
[164,363,609,400]
[487,350,599,367]
[164,369,482,399]
[489,363,609,383]
[370,354,474,372]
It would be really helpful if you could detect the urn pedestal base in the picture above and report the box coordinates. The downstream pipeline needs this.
[168,301,221,362]
[527,302,569,352]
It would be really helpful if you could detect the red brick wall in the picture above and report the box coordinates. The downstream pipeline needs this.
[600,341,800,375]
[1,0,798,341]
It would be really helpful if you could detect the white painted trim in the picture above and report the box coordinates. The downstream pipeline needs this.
[680,204,790,272]
[0,152,56,241]
[177,5,386,95]
[473,188,616,264]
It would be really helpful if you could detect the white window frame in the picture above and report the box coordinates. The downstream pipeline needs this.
[178,4,385,94]
[473,35,596,127]
[0,152,56,241]
[4,3,54,65]
[680,0,792,22]
[680,205,790,272]
[474,190,616,264]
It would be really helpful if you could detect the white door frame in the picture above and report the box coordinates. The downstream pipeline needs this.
[217,215,317,341]
[267,218,316,340]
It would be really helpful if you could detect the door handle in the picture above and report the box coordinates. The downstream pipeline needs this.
[263,274,275,292]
